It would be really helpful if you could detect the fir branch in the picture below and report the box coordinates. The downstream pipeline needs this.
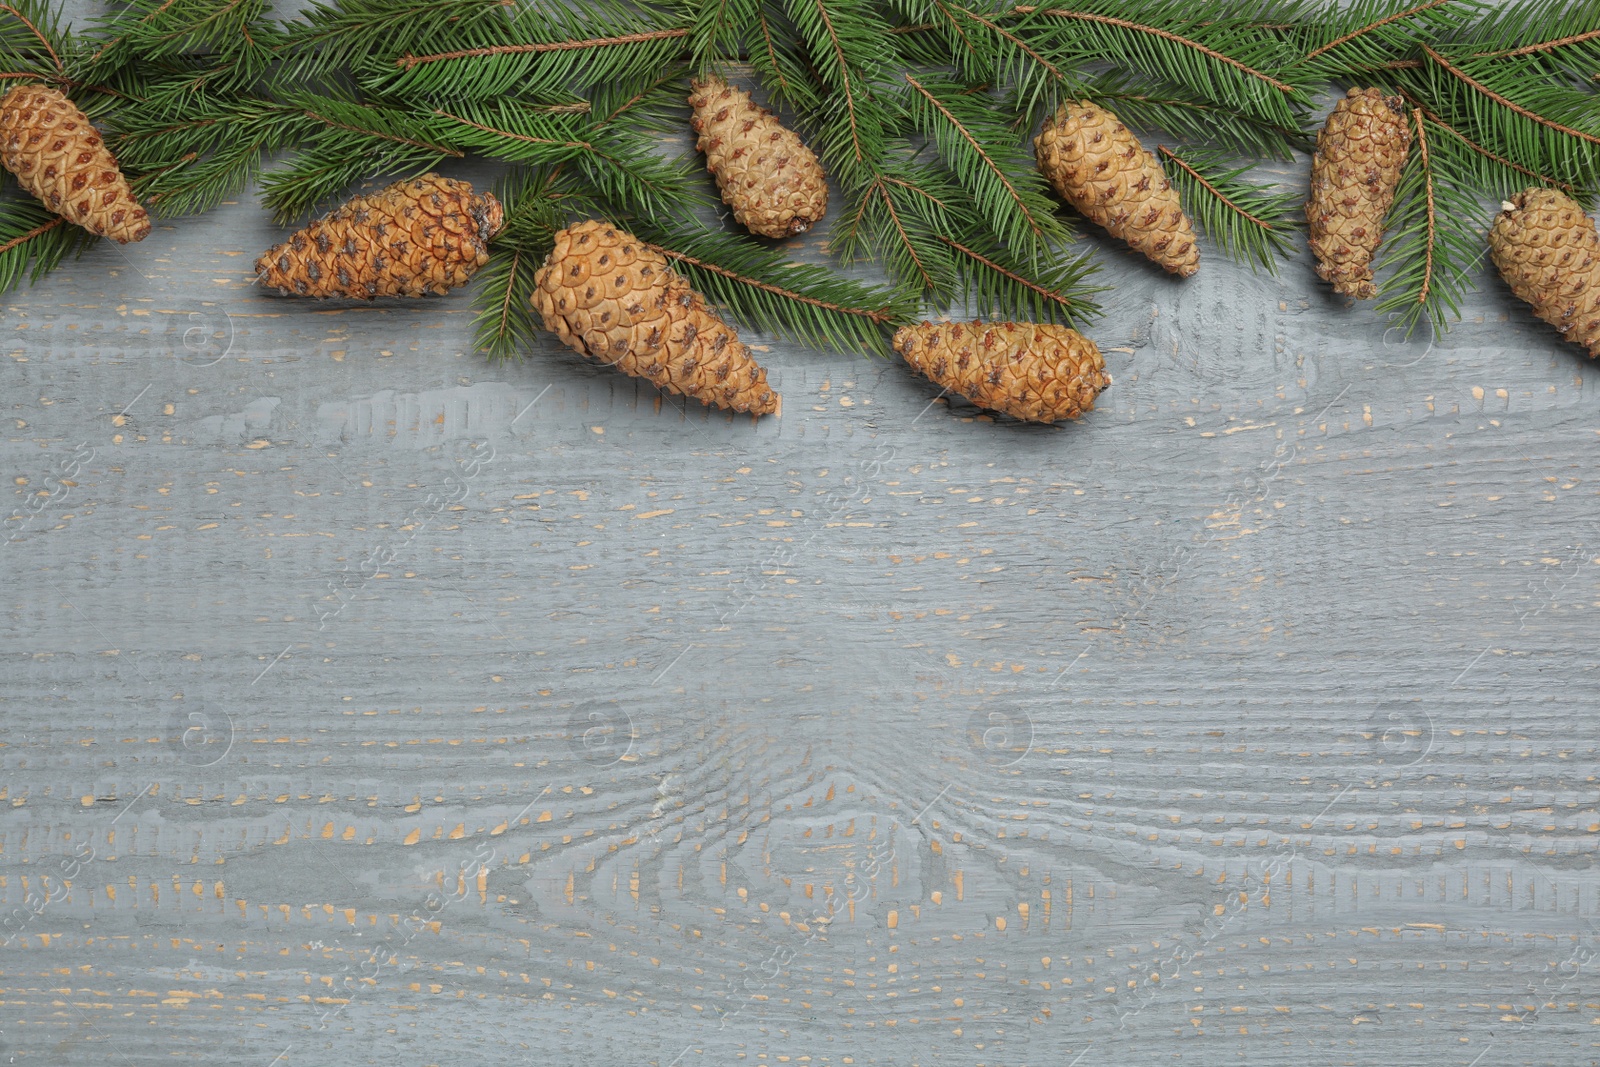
[905,0,1084,122]
[1375,106,1486,334]
[477,242,537,360]
[1010,1,1304,126]
[1158,145,1299,273]
[1459,0,1600,77]
[370,0,691,101]
[800,0,865,164]
[682,0,759,72]
[1476,28,1600,61]
[1076,72,1307,158]
[302,104,462,154]
[875,183,944,293]
[588,65,689,133]
[1019,7,1294,94]
[1397,43,1600,190]
[82,0,275,74]
[0,213,58,254]
[886,0,985,83]
[658,245,899,325]
[901,73,1069,258]
[938,232,1100,323]
[1299,0,1465,65]
[474,166,590,361]
[257,94,461,221]
[0,194,93,295]
[634,220,913,355]
[0,2,60,75]
[1413,109,1434,305]
[273,0,516,91]
[785,0,895,187]
[394,27,691,69]
[747,8,819,112]
[434,104,592,156]
[1398,87,1578,198]
[832,163,960,301]
[109,90,305,217]
[1419,43,1600,148]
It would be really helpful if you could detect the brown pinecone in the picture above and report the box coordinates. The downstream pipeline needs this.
[689,76,827,239]
[893,320,1110,423]
[1034,101,1198,277]
[0,84,149,244]
[532,221,780,416]
[1489,188,1600,358]
[256,174,503,299]
[1306,88,1411,300]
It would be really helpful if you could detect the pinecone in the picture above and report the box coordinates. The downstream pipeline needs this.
[1489,188,1600,358]
[1034,101,1198,277]
[0,84,149,244]
[255,174,503,299]
[1306,88,1411,300]
[893,320,1110,424]
[689,76,827,238]
[532,221,780,416]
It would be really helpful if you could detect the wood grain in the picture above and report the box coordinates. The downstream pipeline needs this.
[2,9,1598,1066]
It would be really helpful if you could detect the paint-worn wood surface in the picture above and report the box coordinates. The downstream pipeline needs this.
[2,10,1598,1066]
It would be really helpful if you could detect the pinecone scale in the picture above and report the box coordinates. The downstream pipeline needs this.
[1489,187,1600,358]
[256,174,502,299]
[1034,101,1198,277]
[532,221,780,416]
[0,84,150,243]
[689,76,827,239]
[894,320,1110,423]
[1306,88,1411,300]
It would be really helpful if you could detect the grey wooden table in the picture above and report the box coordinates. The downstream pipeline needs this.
[2,7,1598,1065]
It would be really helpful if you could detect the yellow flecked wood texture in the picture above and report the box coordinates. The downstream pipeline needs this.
[1,62,1597,1067]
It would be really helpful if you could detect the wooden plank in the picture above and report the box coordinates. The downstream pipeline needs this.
[1,6,1597,1065]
